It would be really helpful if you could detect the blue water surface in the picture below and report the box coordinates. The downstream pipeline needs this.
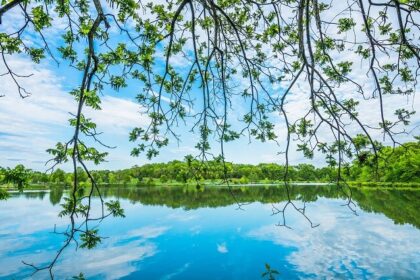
[0,187,419,279]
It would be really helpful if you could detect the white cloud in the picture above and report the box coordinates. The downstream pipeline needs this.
[169,145,197,155]
[0,56,148,170]
[88,95,150,133]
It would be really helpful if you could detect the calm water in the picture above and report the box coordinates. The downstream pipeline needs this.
[0,186,419,279]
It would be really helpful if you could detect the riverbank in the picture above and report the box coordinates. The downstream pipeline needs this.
[2,180,420,191]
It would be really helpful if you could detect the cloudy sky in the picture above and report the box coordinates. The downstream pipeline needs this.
[0,54,296,170]
[0,2,419,171]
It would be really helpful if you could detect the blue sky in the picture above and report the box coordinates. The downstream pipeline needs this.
[0,3,419,171]
[0,53,293,171]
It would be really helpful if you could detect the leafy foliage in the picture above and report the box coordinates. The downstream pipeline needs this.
[1,164,31,190]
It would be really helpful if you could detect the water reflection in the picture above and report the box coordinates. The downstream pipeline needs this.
[249,201,420,279]
[0,186,419,279]
[98,185,420,228]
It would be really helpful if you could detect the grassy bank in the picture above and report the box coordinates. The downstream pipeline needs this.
[2,180,420,191]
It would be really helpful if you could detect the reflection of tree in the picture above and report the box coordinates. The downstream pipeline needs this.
[22,191,47,200]
[96,186,420,229]
[49,187,64,206]
[97,185,335,209]
[351,189,420,229]
[262,263,280,280]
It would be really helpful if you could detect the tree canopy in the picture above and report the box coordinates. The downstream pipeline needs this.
[4,140,418,186]
[0,164,31,190]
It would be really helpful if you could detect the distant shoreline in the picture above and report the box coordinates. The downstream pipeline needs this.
[2,181,420,192]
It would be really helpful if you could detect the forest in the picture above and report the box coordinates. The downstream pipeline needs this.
[1,140,418,190]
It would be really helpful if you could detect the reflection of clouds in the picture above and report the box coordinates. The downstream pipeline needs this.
[217,242,228,254]
[0,197,169,279]
[127,226,170,239]
[0,197,66,235]
[161,262,191,280]
[0,249,53,278]
[0,230,162,279]
[248,199,420,279]
[0,236,35,255]
[57,239,157,280]
[166,212,198,222]
[189,225,202,235]
[0,238,158,279]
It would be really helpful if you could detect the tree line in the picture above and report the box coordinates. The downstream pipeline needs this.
[1,140,418,188]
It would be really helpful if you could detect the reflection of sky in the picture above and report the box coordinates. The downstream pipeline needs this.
[249,199,420,279]
[0,194,419,279]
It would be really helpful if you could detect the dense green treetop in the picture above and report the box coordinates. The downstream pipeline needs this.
[2,140,418,185]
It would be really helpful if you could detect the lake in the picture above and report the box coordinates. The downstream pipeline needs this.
[0,185,419,279]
